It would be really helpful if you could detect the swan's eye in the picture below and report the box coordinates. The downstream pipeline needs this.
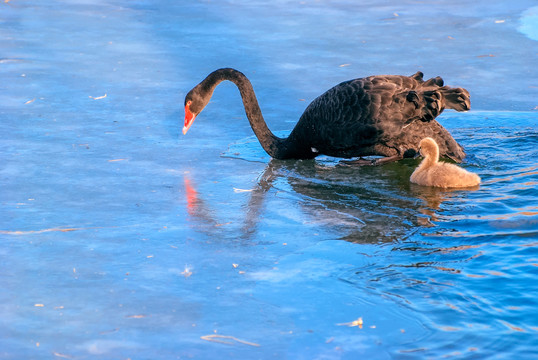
[187,100,192,106]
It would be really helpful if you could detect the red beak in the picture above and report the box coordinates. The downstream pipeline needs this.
[183,104,196,135]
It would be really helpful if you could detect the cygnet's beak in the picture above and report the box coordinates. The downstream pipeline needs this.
[414,148,422,159]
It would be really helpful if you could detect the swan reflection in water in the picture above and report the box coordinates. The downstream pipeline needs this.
[182,158,472,243]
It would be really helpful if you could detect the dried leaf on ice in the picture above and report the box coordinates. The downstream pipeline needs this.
[233,188,253,193]
[201,334,260,347]
[53,352,73,359]
[337,317,363,328]
[89,94,107,100]
[126,314,147,319]
[181,267,193,278]
[0,227,79,235]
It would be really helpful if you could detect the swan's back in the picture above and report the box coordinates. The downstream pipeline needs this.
[290,72,469,160]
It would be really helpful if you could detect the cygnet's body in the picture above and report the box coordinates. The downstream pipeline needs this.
[411,137,480,188]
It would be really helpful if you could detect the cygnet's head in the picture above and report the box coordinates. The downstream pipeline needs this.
[418,137,439,158]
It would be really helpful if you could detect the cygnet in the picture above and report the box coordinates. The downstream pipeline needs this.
[411,137,480,188]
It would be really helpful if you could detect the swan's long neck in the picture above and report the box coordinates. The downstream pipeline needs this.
[198,68,305,160]
[420,142,439,169]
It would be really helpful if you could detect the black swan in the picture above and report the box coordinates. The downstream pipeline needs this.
[411,137,480,188]
[183,68,470,165]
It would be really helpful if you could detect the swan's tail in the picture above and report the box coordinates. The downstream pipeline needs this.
[412,72,470,112]
[440,86,471,112]
[411,72,444,87]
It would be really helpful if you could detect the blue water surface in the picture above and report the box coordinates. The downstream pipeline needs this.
[1,1,537,359]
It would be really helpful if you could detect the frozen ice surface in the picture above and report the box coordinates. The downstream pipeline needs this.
[1,1,537,359]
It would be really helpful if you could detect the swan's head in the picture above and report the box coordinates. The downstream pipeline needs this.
[183,91,199,135]
[418,137,439,158]
[183,86,211,135]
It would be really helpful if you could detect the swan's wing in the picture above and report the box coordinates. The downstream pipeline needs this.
[354,75,467,162]
[365,75,468,162]
[291,74,467,160]
[291,78,385,157]
[367,74,470,123]
[394,119,466,162]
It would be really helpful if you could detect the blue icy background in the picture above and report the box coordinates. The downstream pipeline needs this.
[1,1,537,359]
